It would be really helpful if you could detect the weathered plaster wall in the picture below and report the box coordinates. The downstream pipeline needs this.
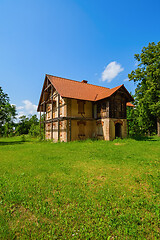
[95,119,110,141]
[71,120,95,141]
[68,99,93,118]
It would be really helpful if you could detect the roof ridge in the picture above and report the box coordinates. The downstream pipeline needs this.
[111,84,124,90]
[46,74,110,90]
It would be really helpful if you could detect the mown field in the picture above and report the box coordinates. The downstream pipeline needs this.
[0,136,160,239]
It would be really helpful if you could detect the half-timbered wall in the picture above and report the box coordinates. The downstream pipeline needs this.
[109,91,126,119]
[97,100,109,119]
[40,79,129,142]
[67,99,93,118]
[45,88,67,141]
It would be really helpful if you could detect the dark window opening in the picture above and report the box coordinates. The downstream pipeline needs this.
[101,102,106,112]
[115,123,121,138]
[97,103,101,114]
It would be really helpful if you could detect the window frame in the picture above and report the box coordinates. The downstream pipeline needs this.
[77,100,85,114]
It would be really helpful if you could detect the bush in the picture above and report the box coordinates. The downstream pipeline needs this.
[29,124,40,137]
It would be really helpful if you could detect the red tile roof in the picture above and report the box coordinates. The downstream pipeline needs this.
[126,102,135,107]
[47,75,110,101]
[37,75,134,111]
[47,75,134,101]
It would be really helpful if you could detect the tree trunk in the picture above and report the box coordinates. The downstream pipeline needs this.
[157,117,160,137]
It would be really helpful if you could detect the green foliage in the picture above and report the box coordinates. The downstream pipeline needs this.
[128,42,160,135]
[15,114,39,136]
[29,124,40,137]
[0,86,16,136]
[0,137,160,239]
[0,88,40,137]
[127,106,138,136]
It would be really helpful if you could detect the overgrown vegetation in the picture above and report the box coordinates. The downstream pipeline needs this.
[0,136,159,239]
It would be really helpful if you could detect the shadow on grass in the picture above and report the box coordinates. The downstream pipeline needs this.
[130,136,158,141]
[0,141,25,145]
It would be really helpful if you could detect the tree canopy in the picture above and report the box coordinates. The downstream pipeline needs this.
[15,114,39,136]
[128,42,160,136]
[0,87,16,136]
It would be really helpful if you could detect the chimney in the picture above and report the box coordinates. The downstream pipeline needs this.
[82,80,88,83]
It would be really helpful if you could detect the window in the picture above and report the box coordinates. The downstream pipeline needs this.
[77,100,85,114]
[97,103,101,113]
[97,102,106,114]
[101,102,106,112]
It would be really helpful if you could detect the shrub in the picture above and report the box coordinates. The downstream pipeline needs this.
[29,124,40,137]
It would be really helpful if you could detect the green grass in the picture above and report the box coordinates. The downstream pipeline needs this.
[0,136,160,239]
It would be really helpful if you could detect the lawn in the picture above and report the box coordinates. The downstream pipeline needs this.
[0,136,160,239]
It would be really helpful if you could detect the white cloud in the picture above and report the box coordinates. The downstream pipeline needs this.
[22,100,37,114]
[16,100,38,119]
[101,61,124,82]
[17,106,24,110]
[18,111,25,118]
[123,78,129,82]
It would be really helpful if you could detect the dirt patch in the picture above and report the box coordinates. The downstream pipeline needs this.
[9,205,38,229]
[114,143,125,146]
[96,175,106,181]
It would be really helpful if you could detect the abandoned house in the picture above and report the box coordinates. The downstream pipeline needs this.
[37,74,134,142]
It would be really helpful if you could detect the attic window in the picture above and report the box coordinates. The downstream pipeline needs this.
[77,100,85,114]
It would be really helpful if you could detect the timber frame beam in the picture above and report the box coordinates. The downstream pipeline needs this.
[58,94,60,141]
[51,85,53,140]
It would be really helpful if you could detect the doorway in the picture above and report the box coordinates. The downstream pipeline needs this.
[115,123,121,138]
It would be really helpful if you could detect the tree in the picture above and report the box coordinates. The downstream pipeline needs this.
[15,115,30,135]
[0,87,16,136]
[15,114,39,136]
[128,42,160,136]
[127,106,140,136]
[28,114,39,126]
[28,115,40,137]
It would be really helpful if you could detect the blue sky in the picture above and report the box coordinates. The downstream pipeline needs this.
[0,0,160,117]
